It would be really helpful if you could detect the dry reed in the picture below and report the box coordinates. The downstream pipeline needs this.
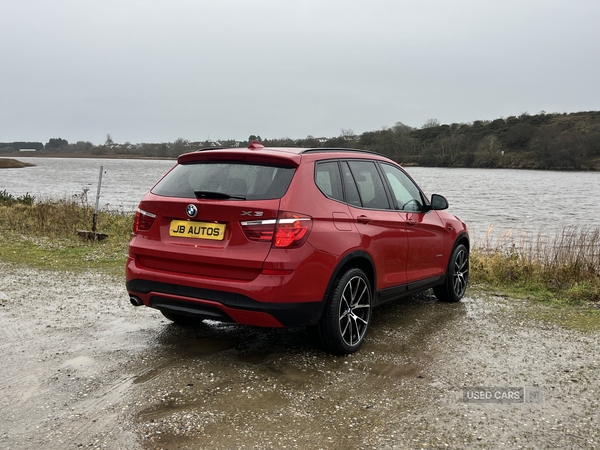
[471,225,600,303]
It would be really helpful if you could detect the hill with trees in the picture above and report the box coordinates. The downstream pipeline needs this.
[281,111,600,170]
[2,111,599,170]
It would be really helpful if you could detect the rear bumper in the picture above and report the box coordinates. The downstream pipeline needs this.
[126,278,326,327]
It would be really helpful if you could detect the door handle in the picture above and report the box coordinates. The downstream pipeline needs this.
[357,215,372,224]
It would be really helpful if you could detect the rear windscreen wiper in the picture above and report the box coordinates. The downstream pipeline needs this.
[194,190,246,200]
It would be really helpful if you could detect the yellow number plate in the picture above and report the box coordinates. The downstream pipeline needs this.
[169,220,226,240]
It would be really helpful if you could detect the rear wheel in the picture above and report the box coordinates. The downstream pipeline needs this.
[434,243,469,302]
[319,268,372,354]
[160,310,204,326]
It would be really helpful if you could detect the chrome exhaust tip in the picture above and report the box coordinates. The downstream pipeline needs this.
[129,296,144,307]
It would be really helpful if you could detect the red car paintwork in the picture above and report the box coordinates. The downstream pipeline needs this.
[126,145,468,331]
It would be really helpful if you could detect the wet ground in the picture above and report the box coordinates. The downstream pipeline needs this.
[1,262,599,449]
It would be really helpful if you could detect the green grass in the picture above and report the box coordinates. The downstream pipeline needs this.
[0,234,127,275]
[0,193,132,276]
[0,189,35,205]
[522,303,600,332]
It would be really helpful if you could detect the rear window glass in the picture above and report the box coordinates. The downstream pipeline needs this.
[152,162,295,200]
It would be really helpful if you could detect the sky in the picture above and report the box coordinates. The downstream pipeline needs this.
[1,0,599,145]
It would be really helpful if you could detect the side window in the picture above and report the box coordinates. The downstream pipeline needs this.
[315,161,344,201]
[380,163,424,211]
[340,162,361,207]
[347,161,390,210]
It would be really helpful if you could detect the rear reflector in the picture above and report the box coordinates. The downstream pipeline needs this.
[260,268,294,275]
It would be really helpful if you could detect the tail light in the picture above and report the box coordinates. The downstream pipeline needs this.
[133,208,156,233]
[273,212,312,247]
[242,211,312,248]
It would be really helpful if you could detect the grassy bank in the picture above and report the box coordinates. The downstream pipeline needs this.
[0,158,35,169]
[471,228,600,305]
[0,192,131,276]
[1,192,599,307]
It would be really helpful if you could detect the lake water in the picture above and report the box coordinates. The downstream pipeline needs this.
[1,156,598,244]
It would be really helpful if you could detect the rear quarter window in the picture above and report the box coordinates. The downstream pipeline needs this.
[315,161,344,201]
[152,162,295,200]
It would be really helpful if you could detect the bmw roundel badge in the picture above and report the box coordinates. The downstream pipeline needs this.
[186,204,198,218]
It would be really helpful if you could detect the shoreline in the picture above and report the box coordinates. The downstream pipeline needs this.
[2,153,599,171]
[0,153,175,160]
[0,157,36,169]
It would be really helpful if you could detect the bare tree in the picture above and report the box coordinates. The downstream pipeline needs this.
[392,121,413,134]
[340,128,355,140]
[422,118,440,129]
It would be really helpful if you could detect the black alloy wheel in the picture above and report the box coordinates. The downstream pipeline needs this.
[434,243,469,302]
[319,268,372,354]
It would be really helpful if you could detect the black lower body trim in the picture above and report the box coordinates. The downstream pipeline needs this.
[374,275,444,306]
[151,297,234,322]
[127,279,325,327]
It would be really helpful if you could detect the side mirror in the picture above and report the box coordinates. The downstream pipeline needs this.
[431,194,448,210]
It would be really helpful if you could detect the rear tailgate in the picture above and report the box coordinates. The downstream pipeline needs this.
[131,194,280,280]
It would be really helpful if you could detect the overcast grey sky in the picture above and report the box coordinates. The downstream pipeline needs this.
[1,0,599,145]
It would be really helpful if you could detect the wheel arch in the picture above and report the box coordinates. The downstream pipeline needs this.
[321,251,376,304]
[443,231,470,275]
[454,232,470,253]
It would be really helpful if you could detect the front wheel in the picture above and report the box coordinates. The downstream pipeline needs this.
[319,268,372,354]
[434,243,469,302]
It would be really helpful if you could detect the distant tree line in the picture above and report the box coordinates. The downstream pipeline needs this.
[262,111,600,170]
[0,141,44,151]
[2,111,599,170]
[260,111,600,170]
[0,139,92,153]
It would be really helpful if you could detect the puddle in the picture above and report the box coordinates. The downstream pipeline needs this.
[133,368,163,385]
[367,362,423,378]
[237,352,270,365]
[17,374,40,403]
[63,355,94,367]
[177,338,237,356]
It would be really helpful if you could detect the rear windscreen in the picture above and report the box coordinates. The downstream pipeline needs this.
[151,162,296,200]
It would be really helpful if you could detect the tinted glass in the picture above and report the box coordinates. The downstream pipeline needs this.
[340,162,361,206]
[347,161,390,209]
[315,161,344,201]
[380,163,424,211]
[152,162,295,200]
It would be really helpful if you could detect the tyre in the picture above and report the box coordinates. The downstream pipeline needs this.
[434,243,469,302]
[319,268,372,354]
[160,310,203,326]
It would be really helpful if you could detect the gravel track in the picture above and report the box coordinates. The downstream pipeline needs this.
[1,262,598,449]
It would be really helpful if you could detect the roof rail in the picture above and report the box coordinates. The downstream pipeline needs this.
[300,147,385,157]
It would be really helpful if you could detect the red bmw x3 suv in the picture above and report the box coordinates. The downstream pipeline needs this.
[126,142,469,354]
